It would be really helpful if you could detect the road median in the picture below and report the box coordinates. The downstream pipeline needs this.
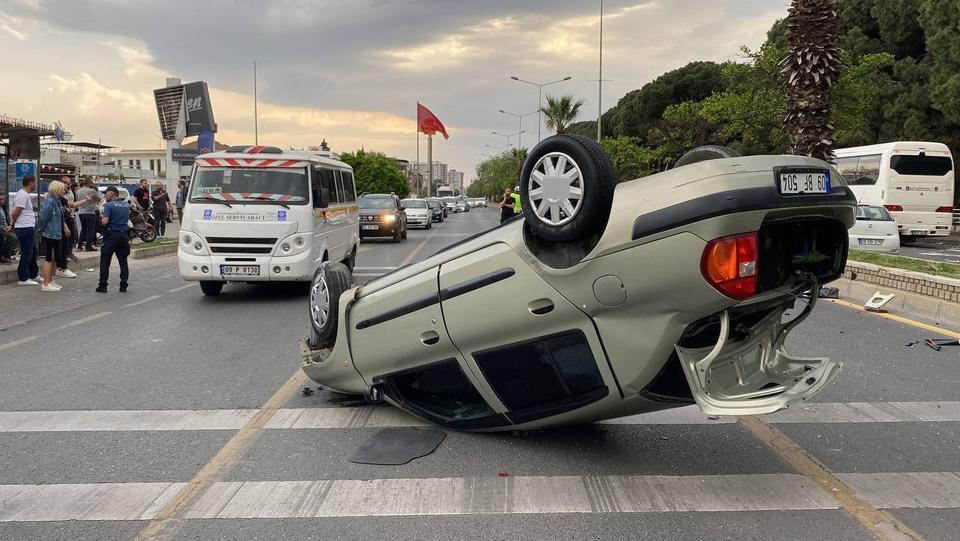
[0,240,178,286]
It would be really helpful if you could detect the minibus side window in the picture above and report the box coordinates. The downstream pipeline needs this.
[313,166,335,208]
[341,171,357,202]
[332,171,344,204]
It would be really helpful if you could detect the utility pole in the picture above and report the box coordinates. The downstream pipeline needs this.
[427,134,433,198]
[598,0,603,142]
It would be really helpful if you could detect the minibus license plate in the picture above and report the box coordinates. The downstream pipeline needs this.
[779,170,830,195]
[221,265,260,276]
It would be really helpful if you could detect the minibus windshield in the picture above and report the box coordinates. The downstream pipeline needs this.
[190,167,308,204]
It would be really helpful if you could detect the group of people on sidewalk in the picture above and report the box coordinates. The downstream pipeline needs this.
[2,175,135,293]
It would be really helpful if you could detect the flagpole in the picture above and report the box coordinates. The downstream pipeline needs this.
[427,134,433,199]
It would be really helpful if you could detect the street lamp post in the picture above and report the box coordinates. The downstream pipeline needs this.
[498,109,538,149]
[509,75,572,142]
[492,130,525,149]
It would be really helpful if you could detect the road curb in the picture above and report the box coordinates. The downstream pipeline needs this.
[834,263,960,328]
[0,243,177,286]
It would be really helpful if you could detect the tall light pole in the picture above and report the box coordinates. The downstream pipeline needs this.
[598,0,603,142]
[509,75,572,142]
[498,109,538,149]
[492,130,525,149]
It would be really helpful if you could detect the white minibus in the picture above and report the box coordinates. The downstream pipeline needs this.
[178,146,359,296]
[834,142,954,239]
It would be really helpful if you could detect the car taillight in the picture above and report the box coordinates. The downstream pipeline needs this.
[884,205,903,212]
[701,233,758,300]
[936,206,953,213]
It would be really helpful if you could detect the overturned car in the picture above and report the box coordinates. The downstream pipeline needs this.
[301,135,855,431]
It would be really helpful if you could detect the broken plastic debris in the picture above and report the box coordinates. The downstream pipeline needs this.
[864,292,895,312]
[924,338,960,352]
[818,286,839,299]
[301,387,314,396]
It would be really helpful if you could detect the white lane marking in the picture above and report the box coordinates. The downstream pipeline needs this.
[169,284,194,293]
[51,312,112,332]
[1,402,957,432]
[838,472,960,509]
[0,474,843,521]
[122,294,162,309]
[353,267,398,271]
[0,335,37,353]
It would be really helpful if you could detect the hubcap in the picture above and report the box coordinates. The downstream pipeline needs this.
[527,152,584,226]
[310,275,330,329]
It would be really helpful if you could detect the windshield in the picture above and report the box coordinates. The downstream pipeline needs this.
[427,200,441,208]
[401,199,427,209]
[856,206,894,221]
[358,195,396,209]
[190,167,308,204]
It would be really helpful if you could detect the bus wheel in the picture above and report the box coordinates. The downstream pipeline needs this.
[200,281,223,296]
[308,261,352,349]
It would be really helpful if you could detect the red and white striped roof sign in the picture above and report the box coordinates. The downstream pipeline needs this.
[196,158,310,168]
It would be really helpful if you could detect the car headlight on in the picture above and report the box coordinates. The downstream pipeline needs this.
[382,214,396,223]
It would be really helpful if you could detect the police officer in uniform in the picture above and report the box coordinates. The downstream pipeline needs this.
[97,187,131,293]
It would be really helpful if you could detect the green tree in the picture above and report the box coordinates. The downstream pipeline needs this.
[339,149,409,198]
[920,1,960,128]
[783,0,843,160]
[540,95,585,135]
[566,120,598,140]
[831,51,896,146]
[599,137,656,182]
[647,101,717,166]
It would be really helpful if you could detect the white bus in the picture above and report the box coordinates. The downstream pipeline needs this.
[834,142,955,239]
[436,185,454,198]
[178,146,359,296]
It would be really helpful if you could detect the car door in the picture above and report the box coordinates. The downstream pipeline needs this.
[348,268,510,429]
[438,243,619,426]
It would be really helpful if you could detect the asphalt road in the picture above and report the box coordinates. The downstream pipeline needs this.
[898,233,960,263]
[0,207,958,540]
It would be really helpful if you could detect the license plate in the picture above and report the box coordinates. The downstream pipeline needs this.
[362,225,379,231]
[909,229,926,236]
[858,239,883,246]
[778,170,830,195]
[220,265,260,276]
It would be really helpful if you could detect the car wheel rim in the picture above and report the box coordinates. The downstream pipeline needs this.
[310,275,330,329]
[528,151,584,226]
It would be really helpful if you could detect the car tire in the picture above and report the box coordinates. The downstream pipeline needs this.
[673,145,741,168]
[401,226,408,240]
[200,281,223,296]
[307,261,352,349]
[520,134,615,243]
[426,222,432,230]
[392,227,402,243]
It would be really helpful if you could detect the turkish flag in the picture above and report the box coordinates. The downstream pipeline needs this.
[417,103,449,139]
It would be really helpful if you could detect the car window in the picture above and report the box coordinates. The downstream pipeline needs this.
[891,155,953,176]
[401,199,427,209]
[856,206,894,221]
[386,360,495,422]
[473,331,605,412]
[358,195,397,209]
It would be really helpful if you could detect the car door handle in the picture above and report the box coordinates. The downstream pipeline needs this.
[528,298,555,316]
[420,331,440,346]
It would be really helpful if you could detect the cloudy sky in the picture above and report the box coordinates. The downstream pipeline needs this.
[0,0,786,178]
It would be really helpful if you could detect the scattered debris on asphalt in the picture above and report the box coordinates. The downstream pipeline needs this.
[865,292,896,312]
[301,387,313,396]
[924,338,960,352]
[349,427,446,465]
[497,471,511,477]
[906,341,919,348]
[818,287,840,299]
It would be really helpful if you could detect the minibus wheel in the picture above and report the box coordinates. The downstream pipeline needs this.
[200,281,223,296]
[308,261,352,349]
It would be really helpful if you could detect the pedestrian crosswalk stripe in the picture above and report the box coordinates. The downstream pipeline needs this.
[0,401,957,432]
[1,472,958,522]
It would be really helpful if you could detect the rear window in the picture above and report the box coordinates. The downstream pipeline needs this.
[401,199,427,209]
[856,206,894,221]
[890,155,953,176]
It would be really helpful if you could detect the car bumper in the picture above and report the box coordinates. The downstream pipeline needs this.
[894,212,952,237]
[359,223,398,237]
[849,234,900,254]
[407,216,430,227]
[178,248,314,282]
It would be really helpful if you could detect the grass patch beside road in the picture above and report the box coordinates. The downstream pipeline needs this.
[131,238,179,250]
[848,249,960,280]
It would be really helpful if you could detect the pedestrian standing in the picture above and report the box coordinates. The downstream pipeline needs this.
[6,175,40,285]
[97,186,131,293]
[0,193,18,263]
[56,176,83,276]
[76,179,101,251]
[38,180,69,292]
[151,180,171,238]
[174,180,187,224]
[132,179,151,214]
[499,186,517,224]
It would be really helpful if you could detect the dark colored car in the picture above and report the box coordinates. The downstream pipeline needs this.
[358,193,407,242]
[427,199,445,222]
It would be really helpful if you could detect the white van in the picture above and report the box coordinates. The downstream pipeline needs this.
[834,142,955,239]
[178,146,359,296]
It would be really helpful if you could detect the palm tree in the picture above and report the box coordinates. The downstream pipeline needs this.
[782,0,842,161]
[540,95,585,135]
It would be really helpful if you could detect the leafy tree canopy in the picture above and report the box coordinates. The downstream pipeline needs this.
[339,149,409,198]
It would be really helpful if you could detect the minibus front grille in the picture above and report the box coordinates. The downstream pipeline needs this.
[210,246,274,254]
[205,237,277,245]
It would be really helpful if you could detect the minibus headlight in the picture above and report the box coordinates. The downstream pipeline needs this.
[294,237,305,247]
[194,242,203,252]
[183,234,192,245]
[282,242,292,253]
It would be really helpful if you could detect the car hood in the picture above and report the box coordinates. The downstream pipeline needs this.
[359,209,394,216]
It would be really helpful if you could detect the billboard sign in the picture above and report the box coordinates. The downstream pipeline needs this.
[8,135,40,159]
[172,147,199,164]
[153,81,216,140]
[183,82,215,136]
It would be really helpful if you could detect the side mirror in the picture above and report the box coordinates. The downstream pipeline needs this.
[314,188,330,208]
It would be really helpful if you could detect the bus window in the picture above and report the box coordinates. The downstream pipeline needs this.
[332,171,343,204]
[891,155,953,176]
[313,167,336,207]
[835,157,859,180]
[341,171,357,202]
[855,155,882,185]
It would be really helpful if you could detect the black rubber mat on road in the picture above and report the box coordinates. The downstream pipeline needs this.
[349,427,446,465]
